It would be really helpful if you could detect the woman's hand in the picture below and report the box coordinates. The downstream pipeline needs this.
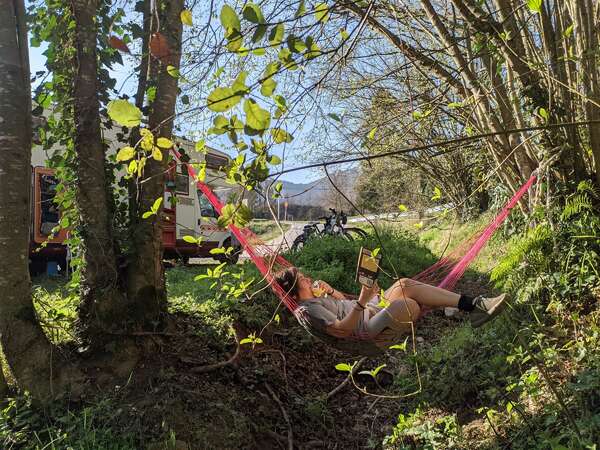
[317,280,334,295]
[359,281,379,304]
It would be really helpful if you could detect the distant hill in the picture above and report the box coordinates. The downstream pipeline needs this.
[279,168,358,207]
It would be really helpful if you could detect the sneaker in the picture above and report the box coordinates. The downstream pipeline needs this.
[470,293,507,328]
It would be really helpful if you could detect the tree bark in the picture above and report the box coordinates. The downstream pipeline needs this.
[0,0,78,401]
[127,0,184,324]
[0,350,8,399]
[71,0,129,339]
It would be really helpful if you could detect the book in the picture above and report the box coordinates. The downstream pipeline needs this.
[355,247,381,287]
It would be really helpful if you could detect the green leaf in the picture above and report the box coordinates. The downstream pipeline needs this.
[314,3,330,23]
[244,99,271,131]
[252,24,268,43]
[538,107,549,121]
[295,0,306,17]
[389,337,409,352]
[287,35,307,53]
[182,235,198,244]
[563,24,574,38]
[269,23,285,45]
[151,197,163,213]
[271,128,293,144]
[269,155,282,165]
[328,113,341,122]
[340,29,349,41]
[107,99,142,127]
[335,363,351,372]
[152,147,163,161]
[142,211,153,219]
[195,139,206,153]
[398,204,408,212]
[431,186,442,201]
[166,65,180,79]
[220,4,241,31]
[243,3,265,24]
[156,137,173,148]
[252,47,266,56]
[371,364,386,377]
[209,247,227,254]
[367,127,377,139]
[116,146,135,162]
[232,71,249,95]
[181,9,193,26]
[214,115,229,129]
[261,77,277,97]
[447,102,463,108]
[275,181,283,192]
[371,247,380,258]
[207,87,242,112]
[527,0,543,14]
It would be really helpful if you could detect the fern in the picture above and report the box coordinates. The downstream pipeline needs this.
[561,192,592,220]
[491,225,552,285]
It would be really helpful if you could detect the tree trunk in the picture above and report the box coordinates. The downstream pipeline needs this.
[0,350,8,399]
[71,0,128,340]
[127,0,184,324]
[0,0,78,401]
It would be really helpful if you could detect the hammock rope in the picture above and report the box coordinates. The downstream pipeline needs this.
[174,148,537,320]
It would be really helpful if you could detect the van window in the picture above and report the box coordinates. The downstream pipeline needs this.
[198,190,218,218]
[175,165,189,195]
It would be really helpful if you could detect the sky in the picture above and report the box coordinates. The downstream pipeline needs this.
[28,36,324,186]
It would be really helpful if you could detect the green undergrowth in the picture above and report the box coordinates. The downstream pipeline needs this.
[4,189,600,448]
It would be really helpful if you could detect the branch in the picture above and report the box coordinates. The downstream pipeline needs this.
[327,357,368,400]
[191,323,245,374]
[263,383,293,450]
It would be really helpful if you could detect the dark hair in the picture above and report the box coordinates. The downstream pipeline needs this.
[274,267,300,298]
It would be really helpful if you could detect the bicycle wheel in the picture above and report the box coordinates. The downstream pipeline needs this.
[343,227,368,240]
[290,235,305,252]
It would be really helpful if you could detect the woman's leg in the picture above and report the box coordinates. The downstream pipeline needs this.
[366,297,420,338]
[385,278,460,309]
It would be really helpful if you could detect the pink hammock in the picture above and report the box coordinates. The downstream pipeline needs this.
[174,149,536,317]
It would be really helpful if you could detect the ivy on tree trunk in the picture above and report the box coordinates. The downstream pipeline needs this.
[0,0,79,402]
[127,0,185,325]
[71,0,129,340]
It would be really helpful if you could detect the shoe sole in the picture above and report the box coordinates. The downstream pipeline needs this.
[471,293,507,328]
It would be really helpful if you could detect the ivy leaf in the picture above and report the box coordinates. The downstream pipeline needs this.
[244,99,271,131]
[180,9,193,26]
[243,3,265,24]
[527,0,543,14]
[314,3,330,23]
[271,128,293,144]
[207,87,242,112]
[431,186,442,201]
[116,146,135,162]
[335,363,351,372]
[107,99,142,127]
[220,4,241,31]
[269,23,285,45]
[156,137,173,148]
[152,147,163,161]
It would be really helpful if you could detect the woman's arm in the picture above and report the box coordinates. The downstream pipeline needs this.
[327,283,379,337]
[317,281,346,300]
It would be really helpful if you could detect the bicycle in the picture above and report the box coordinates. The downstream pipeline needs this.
[290,208,368,252]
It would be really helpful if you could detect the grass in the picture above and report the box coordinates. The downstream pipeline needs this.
[249,219,291,242]
[2,213,599,449]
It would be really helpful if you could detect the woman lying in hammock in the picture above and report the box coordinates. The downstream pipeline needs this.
[274,267,507,353]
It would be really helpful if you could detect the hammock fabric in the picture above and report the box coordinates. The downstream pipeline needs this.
[174,148,536,329]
